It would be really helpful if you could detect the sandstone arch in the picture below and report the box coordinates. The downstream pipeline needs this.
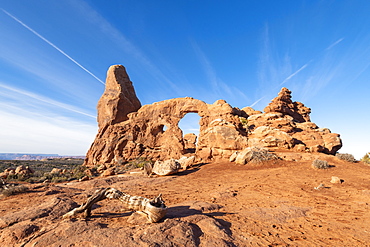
[85,95,248,166]
[83,65,342,167]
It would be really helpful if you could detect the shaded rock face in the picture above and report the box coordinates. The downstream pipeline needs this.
[84,66,342,166]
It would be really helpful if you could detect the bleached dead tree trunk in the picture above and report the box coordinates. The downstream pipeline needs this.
[63,188,167,223]
[1,178,9,189]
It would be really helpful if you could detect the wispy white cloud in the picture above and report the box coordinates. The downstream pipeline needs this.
[256,27,345,107]
[0,82,95,118]
[255,24,296,108]
[190,40,249,105]
[0,108,96,155]
[1,8,105,85]
[326,38,344,50]
[67,1,183,96]
[191,40,225,95]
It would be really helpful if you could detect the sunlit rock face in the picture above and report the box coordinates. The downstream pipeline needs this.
[97,65,141,129]
[247,88,342,154]
[263,87,311,123]
[84,66,342,167]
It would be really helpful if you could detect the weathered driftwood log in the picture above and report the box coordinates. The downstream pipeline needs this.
[63,188,167,223]
[0,178,9,190]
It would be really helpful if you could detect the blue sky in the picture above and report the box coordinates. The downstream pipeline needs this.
[0,1,369,158]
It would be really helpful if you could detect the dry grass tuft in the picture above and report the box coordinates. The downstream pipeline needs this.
[361,152,370,164]
[336,153,356,163]
[312,159,329,169]
[247,147,279,163]
[1,184,28,197]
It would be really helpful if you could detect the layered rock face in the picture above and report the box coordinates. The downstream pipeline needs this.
[84,65,342,166]
[247,88,342,154]
[264,87,311,123]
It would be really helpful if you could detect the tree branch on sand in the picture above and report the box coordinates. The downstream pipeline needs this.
[63,188,167,223]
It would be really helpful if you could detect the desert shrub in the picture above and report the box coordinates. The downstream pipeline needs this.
[6,173,31,182]
[336,153,356,163]
[239,117,248,127]
[0,161,16,173]
[0,184,28,197]
[3,160,88,183]
[70,165,88,180]
[116,157,154,173]
[361,152,370,164]
[312,159,329,169]
[247,147,279,163]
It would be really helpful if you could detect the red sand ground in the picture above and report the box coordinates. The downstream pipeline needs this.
[1,154,370,246]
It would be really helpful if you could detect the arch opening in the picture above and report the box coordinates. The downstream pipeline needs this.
[151,124,167,136]
[178,112,201,154]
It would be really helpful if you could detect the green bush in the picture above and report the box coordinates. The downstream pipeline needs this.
[312,159,329,169]
[336,153,356,163]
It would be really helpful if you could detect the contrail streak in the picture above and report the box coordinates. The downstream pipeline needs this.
[280,64,308,86]
[0,82,96,118]
[1,8,105,85]
[326,38,344,50]
[250,96,265,108]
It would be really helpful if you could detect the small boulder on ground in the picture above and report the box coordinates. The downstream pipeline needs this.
[101,168,115,177]
[232,147,278,165]
[330,176,342,184]
[152,159,181,176]
[177,156,195,170]
[50,168,62,175]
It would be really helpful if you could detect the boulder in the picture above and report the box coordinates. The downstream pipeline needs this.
[14,165,34,176]
[50,168,62,175]
[177,156,196,170]
[241,106,262,116]
[79,176,90,182]
[233,147,278,165]
[183,133,197,150]
[152,159,181,176]
[330,176,342,184]
[101,168,115,177]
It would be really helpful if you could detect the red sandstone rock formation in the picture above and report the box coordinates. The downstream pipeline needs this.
[83,65,342,167]
[247,88,342,154]
[264,87,311,122]
[97,65,141,129]
[183,133,197,151]
[85,95,247,166]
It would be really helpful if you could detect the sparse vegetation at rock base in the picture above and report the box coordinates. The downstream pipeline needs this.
[312,159,329,169]
[361,152,370,164]
[336,153,356,163]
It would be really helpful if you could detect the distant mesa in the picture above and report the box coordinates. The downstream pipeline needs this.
[83,65,342,166]
[0,153,85,161]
